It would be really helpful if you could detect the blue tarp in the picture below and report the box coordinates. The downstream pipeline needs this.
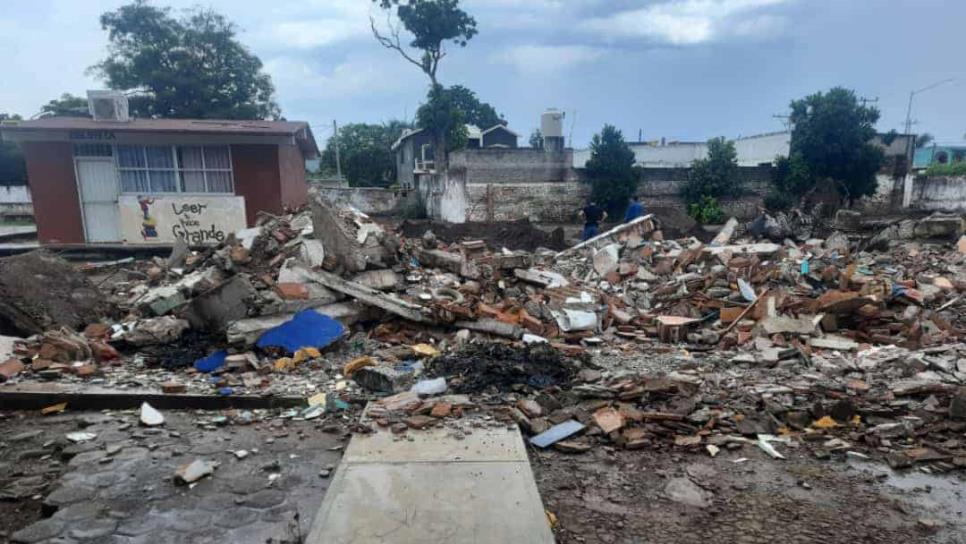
[255,310,345,354]
[194,350,227,373]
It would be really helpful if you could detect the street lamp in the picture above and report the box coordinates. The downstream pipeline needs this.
[904,78,954,136]
[903,78,954,170]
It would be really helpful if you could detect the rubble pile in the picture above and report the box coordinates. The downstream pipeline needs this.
[0,190,965,478]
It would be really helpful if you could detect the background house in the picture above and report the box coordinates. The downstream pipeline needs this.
[392,122,519,188]
[914,143,966,170]
[0,93,318,245]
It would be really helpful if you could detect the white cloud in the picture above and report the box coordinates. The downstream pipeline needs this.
[584,0,792,45]
[493,45,604,75]
[267,19,368,49]
[265,53,421,100]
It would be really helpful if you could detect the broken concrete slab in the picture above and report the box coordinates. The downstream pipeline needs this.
[593,244,621,277]
[298,239,326,268]
[351,269,401,291]
[760,315,818,336]
[303,269,429,324]
[184,275,258,332]
[310,191,396,272]
[306,425,554,543]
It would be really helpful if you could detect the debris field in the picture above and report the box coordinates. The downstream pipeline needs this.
[2,192,966,542]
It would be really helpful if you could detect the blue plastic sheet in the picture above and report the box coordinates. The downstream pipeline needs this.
[194,350,227,373]
[255,310,345,354]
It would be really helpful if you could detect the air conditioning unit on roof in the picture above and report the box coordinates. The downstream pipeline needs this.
[87,90,130,122]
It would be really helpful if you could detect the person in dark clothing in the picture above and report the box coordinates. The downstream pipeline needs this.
[580,201,607,240]
[624,195,644,222]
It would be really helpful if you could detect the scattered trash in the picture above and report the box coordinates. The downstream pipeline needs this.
[174,459,214,485]
[139,402,165,427]
[66,432,97,443]
[530,420,585,448]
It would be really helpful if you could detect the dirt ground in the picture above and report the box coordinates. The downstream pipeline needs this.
[532,444,966,544]
[399,218,568,251]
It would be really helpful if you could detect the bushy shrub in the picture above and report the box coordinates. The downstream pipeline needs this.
[687,195,725,224]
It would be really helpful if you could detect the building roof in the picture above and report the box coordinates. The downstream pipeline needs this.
[392,123,518,151]
[481,124,519,137]
[0,117,320,157]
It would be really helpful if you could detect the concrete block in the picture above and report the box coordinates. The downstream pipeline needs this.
[593,244,621,277]
[185,275,257,332]
[351,269,401,291]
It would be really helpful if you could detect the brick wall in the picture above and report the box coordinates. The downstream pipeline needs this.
[449,148,578,185]
[460,167,775,223]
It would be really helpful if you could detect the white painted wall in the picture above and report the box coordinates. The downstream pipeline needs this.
[0,185,31,203]
[118,195,246,245]
[574,131,791,168]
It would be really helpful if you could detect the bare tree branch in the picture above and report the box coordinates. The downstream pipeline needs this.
[369,14,427,77]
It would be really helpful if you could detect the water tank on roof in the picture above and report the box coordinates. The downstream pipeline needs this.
[87,90,129,122]
[541,109,564,138]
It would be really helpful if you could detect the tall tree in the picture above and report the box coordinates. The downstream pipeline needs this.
[788,87,883,205]
[0,114,27,185]
[39,94,90,117]
[370,0,478,170]
[319,121,413,187]
[92,0,279,119]
[445,85,502,128]
[584,125,638,214]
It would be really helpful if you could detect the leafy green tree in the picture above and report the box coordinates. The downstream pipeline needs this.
[682,137,741,205]
[417,85,467,153]
[92,0,278,119]
[584,125,638,214]
[371,0,478,169]
[319,121,413,187]
[445,85,502,128]
[765,153,811,211]
[0,114,27,185]
[529,129,543,150]
[39,94,89,117]
[788,87,882,205]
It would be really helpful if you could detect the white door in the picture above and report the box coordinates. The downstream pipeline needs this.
[76,158,120,242]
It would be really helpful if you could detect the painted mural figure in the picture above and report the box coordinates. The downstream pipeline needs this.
[138,196,158,239]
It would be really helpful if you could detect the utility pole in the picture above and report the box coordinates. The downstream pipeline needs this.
[332,120,342,180]
[903,78,954,172]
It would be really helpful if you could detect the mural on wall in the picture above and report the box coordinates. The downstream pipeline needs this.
[119,195,247,245]
[138,197,158,240]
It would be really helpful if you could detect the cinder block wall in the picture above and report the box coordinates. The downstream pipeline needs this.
[449,149,578,185]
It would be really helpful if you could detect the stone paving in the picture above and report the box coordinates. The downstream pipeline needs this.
[3,410,347,543]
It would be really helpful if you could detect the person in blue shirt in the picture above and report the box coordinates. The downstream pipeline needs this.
[624,195,644,222]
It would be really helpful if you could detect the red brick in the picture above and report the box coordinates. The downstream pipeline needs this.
[275,282,309,300]
[162,382,187,394]
[0,358,25,381]
[430,402,452,418]
[91,341,120,362]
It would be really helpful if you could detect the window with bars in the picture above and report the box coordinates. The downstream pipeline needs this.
[106,145,233,194]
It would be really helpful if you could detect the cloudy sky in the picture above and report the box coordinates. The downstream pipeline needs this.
[1,0,964,147]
